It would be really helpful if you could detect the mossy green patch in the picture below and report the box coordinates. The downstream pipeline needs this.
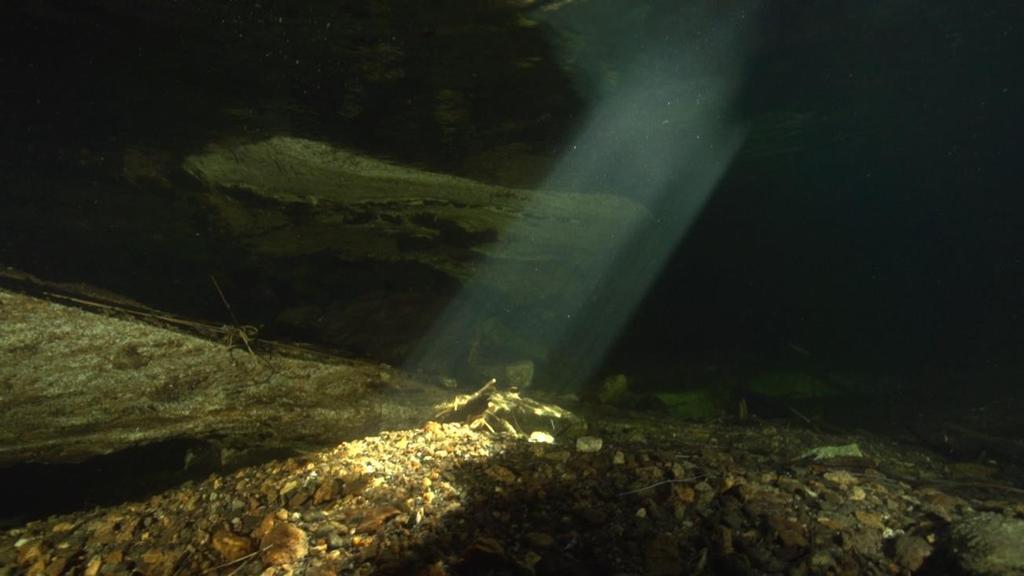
[597,373,630,405]
[655,388,729,420]
[747,371,834,399]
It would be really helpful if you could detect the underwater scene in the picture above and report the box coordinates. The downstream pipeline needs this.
[1,0,1023,574]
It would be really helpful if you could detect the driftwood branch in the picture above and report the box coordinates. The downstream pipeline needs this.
[433,379,497,423]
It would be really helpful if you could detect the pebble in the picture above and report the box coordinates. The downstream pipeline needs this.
[525,532,555,548]
[892,534,932,572]
[576,436,603,453]
[212,528,254,563]
[260,522,309,566]
[528,431,555,444]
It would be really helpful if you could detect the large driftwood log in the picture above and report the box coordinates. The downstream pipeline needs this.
[0,287,448,465]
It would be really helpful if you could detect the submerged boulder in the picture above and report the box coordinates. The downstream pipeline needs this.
[952,512,1024,576]
[183,136,649,301]
[183,135,651,369]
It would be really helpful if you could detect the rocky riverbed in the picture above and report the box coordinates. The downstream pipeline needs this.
[4,405,1024,575]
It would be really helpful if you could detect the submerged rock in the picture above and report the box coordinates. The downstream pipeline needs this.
[183,136,651,365]
[952,512,1024,576]
[184,137,648,299]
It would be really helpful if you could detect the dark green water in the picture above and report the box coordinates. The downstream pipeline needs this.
[2,0,1023,507]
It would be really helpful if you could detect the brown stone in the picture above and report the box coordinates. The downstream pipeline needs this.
[644,533,683,576]
[211,528,254,563]
[139,548,177,575]
[716,526,734,555]
[525,532,555,548]
[355,506,402,533]
[766,515,808,548]
[26,559,46,576]
[672,484,696,504]
[83,556,102,576]
[51,522,75,533]
[260,522,309,566]
[422,560,449,576]
[16,540,45,566]
[254,512,277,540]
[312,478,338,505]
[485,465,518,485]
[854,510,884,530]
[892,535,932,572]
[287,490,311,510]
[43,555,68,576]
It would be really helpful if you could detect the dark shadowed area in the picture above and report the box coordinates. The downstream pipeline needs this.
[2,1,1024,574]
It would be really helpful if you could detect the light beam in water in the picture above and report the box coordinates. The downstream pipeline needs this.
[409,2,756,391]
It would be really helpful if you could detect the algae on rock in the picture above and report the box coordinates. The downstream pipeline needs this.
[183,136,651,304]
[0,287,449,466]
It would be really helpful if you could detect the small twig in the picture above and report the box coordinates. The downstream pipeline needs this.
[619,474,710,497]
[433,379,497,423]
[42,290,259,345]
[787,406,813,427]
[209,275,240,326]
[202,545,272,574]
[225,554,255,576]
[210,275,255,357]
[510,409,523,435]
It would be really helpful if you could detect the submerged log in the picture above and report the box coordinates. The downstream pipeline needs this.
[0,286,448,466]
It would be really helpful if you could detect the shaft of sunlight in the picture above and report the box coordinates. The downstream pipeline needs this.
[408,2,755,391]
